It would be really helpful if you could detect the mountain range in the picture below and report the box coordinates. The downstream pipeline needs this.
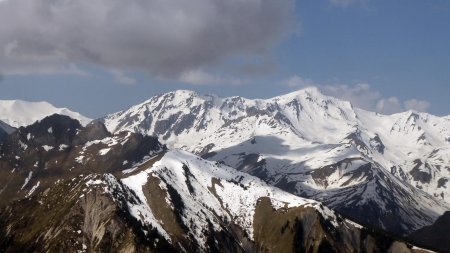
[0,88,449,252]
[0,114,422,253]
[102,88,450,237]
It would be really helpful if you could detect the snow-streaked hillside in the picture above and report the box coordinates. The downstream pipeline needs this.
[121,149,334,245]
[0,148,422,252]
[0,99,91,127]
[103,88,450,235]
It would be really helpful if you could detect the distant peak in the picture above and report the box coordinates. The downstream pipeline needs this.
[277,86,326,99]
[0,99,52,107]
[300,86,323,94]
[272,87,340,104]
[169,89,198,97]
[0,99,91,127]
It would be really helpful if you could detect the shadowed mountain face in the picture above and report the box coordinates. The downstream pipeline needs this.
[408,211,450,253]
[0,128,8,142]
[0,120,14,142]
[102,89,450,236]
[0,114,429,253]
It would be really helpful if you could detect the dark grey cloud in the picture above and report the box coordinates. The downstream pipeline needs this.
[0,0,294,78]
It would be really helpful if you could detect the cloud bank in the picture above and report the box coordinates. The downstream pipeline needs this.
[283,75,431,114]
[0,0,293,78]
[179,69,247,86]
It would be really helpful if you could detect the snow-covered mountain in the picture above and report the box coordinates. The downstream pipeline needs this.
[0,115,421,252]
[103,88,450,235]
[0,99,91,127]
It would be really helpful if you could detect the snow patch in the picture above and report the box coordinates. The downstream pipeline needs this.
[42,145,54,151]
[59,144,69,151]
[26,181,40,197]
[21,171,33,189]
[75,155,84,164]
[98,148,111,156]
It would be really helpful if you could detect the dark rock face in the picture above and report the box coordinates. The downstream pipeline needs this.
[0,128,8,142]
[370,134,385,154]
[252,197,418,253]
[0,120,13,142]
[72,120,111,146]
[408,211,450,253]
[0,114,165,207]
[438,178,448,188]
[410,160,432,184]
[17,114,82,147]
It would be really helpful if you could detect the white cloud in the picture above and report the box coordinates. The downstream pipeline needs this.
[0,0,294,78]
[404,99,431,112]
[281,75,316,88]
[321,83,381,111]
[282,75,431,114]
[375,97,403,115]
[179,69,247,86]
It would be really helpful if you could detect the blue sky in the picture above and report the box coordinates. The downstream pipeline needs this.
[0,0,449,118]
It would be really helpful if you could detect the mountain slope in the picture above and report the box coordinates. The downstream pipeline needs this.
[0,114,430,252]
[0,114,164,206]
[0,150,427,253]
[117,149,429,253]
[0,120,13,142]
[0,173,177,253]
[408,211,450,253]
[0,120,14,134]
[0,99,91,127]
[103,88,450,235]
